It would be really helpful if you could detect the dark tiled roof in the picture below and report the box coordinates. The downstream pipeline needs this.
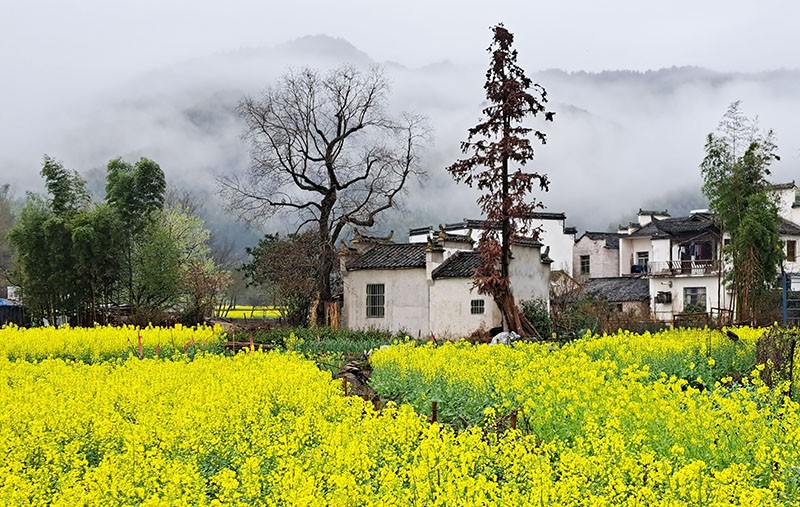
[347,243,426,271]
[431,250,482,279]
[779,218,800,235]
[585,277,650,302]
[629,213,717,238]
[771,182,796,191]
[352,229,394,245]
[638,209,670,217]
[408,226,432,237]
[563,226,578,235]
[445,219,500,231]
[581,231,622,249]
[511,236,543,248]
[523,211,566,221]
[437,227,474,244]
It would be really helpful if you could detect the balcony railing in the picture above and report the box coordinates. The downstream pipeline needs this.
[646,260,720,276]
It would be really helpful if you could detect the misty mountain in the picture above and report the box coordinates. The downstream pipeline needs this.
[3,34,799,251]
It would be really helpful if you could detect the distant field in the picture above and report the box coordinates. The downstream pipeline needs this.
[215,305,283,319]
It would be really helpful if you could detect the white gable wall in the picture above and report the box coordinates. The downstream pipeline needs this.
[342,267,430,337]
[774,186,800,224]
[509,244,551,303]
[534,218,574,274]
[619,237,651,275]
[429,279,500,338]
[573,236,620,279]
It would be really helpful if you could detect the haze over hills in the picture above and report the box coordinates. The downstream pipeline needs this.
[3,35,799,250]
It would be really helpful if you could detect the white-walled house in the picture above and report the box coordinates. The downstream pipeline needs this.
[341,229,552,338]
[573,232,623,280]
[616,210,731,321]
[772,182,800,285]
[409,212,576,274]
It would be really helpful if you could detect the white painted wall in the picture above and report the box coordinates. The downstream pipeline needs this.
[573,236,619,279]
[411,216,575,274]
[343,241,551,338]
[782,235,800,274]
[509,243,551,303]
[619,237,651,275]
[649,275,731,322]
[534,219,574,274]
[342,268,430,337]
[429,279,500,339]
[652,238,670,263]
[774,186,800,224]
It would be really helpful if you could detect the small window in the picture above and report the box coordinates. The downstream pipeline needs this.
[366,284,385,318]
[636,251,649,266]
[470,299,485,315]
[683,287,707,312]
[579,255,590,275]
[788,240,797,262]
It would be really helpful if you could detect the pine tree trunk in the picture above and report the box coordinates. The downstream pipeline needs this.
[494,290,541,338]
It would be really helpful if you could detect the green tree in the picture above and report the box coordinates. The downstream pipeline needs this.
[40,155,90,216]
[700,101,782,324]
[105,157,167,307]
[221,65,426,325]
[70,204,124,322]
[0,184,16,293]
[446,24,554,336]
[9,157,95,322]
[10,155,225,325]
[128,218,182,316]
[241,232,318,326]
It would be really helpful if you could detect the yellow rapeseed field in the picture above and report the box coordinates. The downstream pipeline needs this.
[0,325,798,505]
[370,327,800,505]
[0,324,225,362]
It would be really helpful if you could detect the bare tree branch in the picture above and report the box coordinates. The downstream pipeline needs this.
[219,65,427,323]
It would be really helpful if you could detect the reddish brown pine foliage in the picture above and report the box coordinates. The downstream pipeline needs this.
[446,24,554,334]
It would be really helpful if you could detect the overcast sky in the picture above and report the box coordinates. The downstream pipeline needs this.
[4,0,798,96]
[3,1,800,234]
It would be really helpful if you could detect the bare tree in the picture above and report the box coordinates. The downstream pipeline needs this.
[220,65,426,324]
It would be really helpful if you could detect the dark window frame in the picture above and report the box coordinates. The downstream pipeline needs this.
[366,283,385,318]
[683,286,707,311]
[579,255,590,275]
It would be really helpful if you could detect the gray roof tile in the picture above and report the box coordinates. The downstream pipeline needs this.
[581,231,622,249]
[629,213,717,238]
[431,250,482,279]
[347,243,426,271]
[584,277,650,302]
[779,218,800,235]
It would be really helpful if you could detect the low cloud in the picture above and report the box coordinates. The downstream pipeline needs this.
[3,36,799,247]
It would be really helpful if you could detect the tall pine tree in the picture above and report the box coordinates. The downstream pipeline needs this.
[447,24,554,335]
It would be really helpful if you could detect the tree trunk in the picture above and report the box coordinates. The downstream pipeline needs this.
[494,290,540,338]
[755,327,796,395]
[316,191,337,326]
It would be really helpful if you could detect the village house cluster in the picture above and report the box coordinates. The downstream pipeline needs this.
[338,182,800,337]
